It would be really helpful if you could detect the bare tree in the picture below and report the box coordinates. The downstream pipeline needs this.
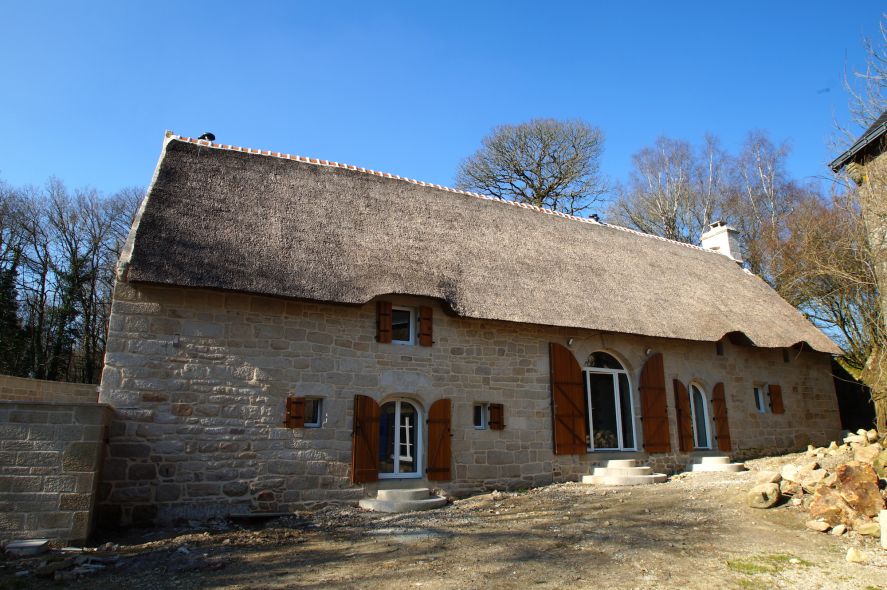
[840,15,886,138]
[4,177,142,383]
[781,192,878,368]
[726,131,810,288]
[455,119,607,216]
[609,135,730,243]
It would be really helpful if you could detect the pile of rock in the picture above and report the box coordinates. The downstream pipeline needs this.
[747,429,886,546]
[3,543,122,582]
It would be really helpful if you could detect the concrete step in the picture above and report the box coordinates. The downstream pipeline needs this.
[359,488,448,513]
[688,456,746,473]
[377,488,434,502]
[591,466,654,477]
[582,459,667,486]
[604,459,638,469]
[699,456,732,465]
[581,473,667,485]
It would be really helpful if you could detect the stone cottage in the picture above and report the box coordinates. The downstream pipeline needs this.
[97,133,841,525]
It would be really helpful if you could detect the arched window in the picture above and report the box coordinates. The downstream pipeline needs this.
[689,384,711,449]
[378,400,423,478]
[584,352,636,451]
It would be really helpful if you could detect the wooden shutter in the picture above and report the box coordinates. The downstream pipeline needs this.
[711,382,732,452]
[426,398,451,481]
[376,301,392,343]
[351,395,380,484]
[768,384,785,414]
[549,342,588,455]
[488,403,505,430]
[673,379,694,452]
[638,353,671,453]
[284,396,305,428]
[418,306,433,347]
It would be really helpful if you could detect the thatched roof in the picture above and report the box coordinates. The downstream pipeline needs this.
[121,134,839,354]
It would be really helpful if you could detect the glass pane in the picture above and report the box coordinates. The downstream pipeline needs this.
[589,373,618,449]
[379,402,396,474]
[391,309,412,342]
[587,352,624,370]
[473,404,485,428]
[398,402,418,473]
[691,387,709,448]
[754,388,764,412]
[618,373,634,449]
[305,399,321,425]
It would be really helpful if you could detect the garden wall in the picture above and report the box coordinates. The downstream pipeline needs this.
[0,377,109,543]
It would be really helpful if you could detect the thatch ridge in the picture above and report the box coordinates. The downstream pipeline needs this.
[122,134,839,354]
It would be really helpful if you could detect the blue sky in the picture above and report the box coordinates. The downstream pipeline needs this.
[0,1,883,197]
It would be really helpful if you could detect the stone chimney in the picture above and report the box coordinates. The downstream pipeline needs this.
[700,221,743,263]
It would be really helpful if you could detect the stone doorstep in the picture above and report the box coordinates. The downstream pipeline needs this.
[359,488,448,513]
[688,455,747,473]
[581,473,668,485]
[581,460,667,486]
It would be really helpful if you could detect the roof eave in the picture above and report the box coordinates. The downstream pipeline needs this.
[830,120,887,172]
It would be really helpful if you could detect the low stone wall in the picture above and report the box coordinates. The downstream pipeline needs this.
[0,374,98,404]
[0,401,111,543]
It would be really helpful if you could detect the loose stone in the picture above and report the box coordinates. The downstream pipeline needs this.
[746,483,780,509]
[805,519,830,532]
[845,547,866,563]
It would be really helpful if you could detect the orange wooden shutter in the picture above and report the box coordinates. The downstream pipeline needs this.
[673,379,694,452]
[285,396,305,428]
[711,382,732,452]
[351,395,380,483]
[418,306,433,347]
[376,301,392,343]
[426,398,452,481]
[768,384,785,414]
[638,353,671,453]
[549,342,588,455]
[488,403,505,430]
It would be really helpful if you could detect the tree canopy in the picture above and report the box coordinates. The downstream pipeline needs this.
[455,119,607,216]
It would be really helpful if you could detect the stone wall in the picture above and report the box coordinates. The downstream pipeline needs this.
[99,282,842,525]
[0,374,98,404]
[0,401,111,543]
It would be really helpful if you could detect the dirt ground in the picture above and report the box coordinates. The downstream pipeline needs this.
[2,453,885,590]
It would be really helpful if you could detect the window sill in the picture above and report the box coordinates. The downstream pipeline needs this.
[588,448,639,453]
[379,473,423,480]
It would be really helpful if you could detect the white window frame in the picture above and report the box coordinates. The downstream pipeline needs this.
[753,385,768,414]
[473,403,489,430]
[390,306,416,345]
[689,383,712,449]
[379,400,424,480]
[304,398,323,428]
[584,366,638,452]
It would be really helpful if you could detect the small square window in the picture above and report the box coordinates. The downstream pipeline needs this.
[473,403,488,429]
[391,307,415,344]
[753,387,768,414]
[305,398,323,427]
